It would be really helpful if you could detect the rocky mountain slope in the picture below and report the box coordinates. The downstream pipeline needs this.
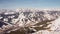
[0,8,60,34]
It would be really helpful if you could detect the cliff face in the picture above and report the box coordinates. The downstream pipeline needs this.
[0,9,60,34]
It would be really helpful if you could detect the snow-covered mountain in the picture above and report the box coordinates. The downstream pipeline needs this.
[0,8,60,34]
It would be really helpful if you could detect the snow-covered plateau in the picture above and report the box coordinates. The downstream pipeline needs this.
[0,8,60,34]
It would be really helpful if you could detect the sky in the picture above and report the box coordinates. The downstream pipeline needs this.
[0,0,60,9]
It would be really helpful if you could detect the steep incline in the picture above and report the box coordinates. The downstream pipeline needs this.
[0,9,60,34]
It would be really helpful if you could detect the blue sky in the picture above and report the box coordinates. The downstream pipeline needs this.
[0,0,60,9]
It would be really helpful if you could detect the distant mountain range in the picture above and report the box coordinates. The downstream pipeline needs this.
[0,9,60,34]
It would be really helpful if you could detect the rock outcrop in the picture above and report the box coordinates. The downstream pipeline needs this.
[0,8,60,34]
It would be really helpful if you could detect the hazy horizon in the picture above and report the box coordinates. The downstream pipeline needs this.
[0,0,60,9]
